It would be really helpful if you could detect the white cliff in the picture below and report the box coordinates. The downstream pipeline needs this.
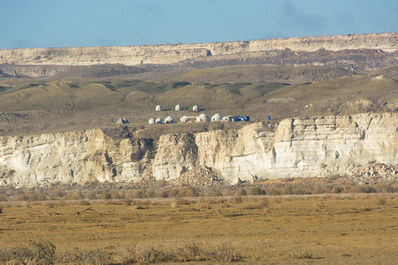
[1,113,398,187]
[0,129,153,187]
[0,33,397,66]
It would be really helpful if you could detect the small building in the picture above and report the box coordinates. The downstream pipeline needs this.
[175,104,182,111]
[242,116,250,121]
[222,115,250,122]
[192,105,199,112]
[155,105,162,111]
[196,114,210,122]
[115,118,129,124]
[155,118,163,124]
[148,118,155,124]
[164,116,175,124]
[211,113,222,122]
[233,116,250,122]
[180,115,197,123]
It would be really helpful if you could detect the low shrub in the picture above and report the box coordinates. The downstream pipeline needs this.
[290,249,313,259]
[122,245,172,264]
[0,240,56,265]
[205,188,223,197]
[121,242,241,264]
[171,198,191,208]
[377,197,387,205]
[245,199,270,210]
[176,186,200,198]
[248,186,265,196]
[57,248,111,265]
[210,242,242,262]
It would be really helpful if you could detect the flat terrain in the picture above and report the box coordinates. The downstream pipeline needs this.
[1,194,397,264]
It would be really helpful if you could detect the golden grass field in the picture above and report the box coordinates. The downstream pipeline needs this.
[0,194,398,264]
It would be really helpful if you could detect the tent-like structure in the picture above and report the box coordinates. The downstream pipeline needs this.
[164,116,175,124]
[192,105,199,112]
[155,118,163,124]
[180,115,188,123]
[155,105,162,111]
[197,113,210,122]
[222,116,234,122]
[115,118,129,124]
[148,118,155,124]
[211,113,222,122]
[175,104,182,111]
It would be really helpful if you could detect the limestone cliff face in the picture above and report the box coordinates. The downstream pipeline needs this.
[1,113,398,187]
[0,129,153,187]
[1,33,397,66]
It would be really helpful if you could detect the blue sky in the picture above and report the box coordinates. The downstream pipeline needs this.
[0,0,397,49]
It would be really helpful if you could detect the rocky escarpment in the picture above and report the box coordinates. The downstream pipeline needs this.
[0,33,397,66]
[1,112,398,187]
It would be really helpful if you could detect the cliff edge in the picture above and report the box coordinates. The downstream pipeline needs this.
[1,33,397,66]
[1,112,398,187]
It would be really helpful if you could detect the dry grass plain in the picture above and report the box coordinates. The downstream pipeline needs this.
[0,194,397,264]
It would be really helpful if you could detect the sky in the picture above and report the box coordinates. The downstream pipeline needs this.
[0,0,397,49]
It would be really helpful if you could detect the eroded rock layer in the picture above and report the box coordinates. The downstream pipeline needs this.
[1,113,398,187]
[1,33,397,66]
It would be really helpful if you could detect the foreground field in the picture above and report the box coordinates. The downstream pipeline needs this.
[0,194,397,264]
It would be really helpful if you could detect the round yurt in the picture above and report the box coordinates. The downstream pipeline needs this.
[192,105,199,112]
[148,118,155,124]
[211,113,222,122]
[155,105,162,111]
[155,118,163,124]
[197,114,210,122]
[175,104,182,111]
[222,116,232,122]
[180,115,189,123]
[164,116,175,124]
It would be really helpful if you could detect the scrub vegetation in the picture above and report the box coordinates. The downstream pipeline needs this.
[0,181,397,264]
[0,194,396,264]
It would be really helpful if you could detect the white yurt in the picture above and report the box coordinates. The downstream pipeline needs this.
[192,105,199,112]
[222,116,233,122]
[180,115,189,123]
[148,118,155,124]
[155,105,162,111]
[155,118,163,124]
[164,116,175,124]
[211,113,222,122]
[196,114,210,122]
[175,104,182,111]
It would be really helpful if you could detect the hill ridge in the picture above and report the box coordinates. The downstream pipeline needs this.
[1,32,397,66]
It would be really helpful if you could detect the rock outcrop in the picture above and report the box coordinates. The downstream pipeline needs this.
[1,33,397,66]
[2,112,398,187]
